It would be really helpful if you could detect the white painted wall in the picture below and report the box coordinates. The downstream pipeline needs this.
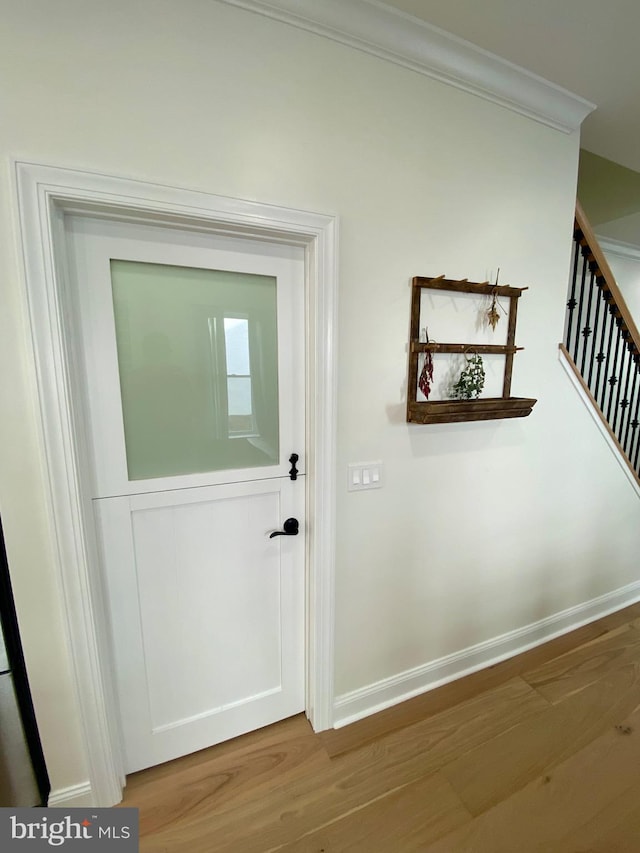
[601,247,640,322]
[1,0,639,797]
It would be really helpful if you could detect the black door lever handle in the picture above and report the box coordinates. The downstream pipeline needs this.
[269,518,299,538]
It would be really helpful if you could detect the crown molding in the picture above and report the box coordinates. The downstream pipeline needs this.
[218,0,595,133]
[598,236,640,262]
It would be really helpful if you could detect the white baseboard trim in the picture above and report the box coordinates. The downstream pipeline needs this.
[48,782,94,808]
[333,579,640,728]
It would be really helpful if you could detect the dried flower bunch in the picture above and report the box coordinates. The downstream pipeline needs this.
[418,328,434,399]
[487,292,501,330]
[486,269,506,330]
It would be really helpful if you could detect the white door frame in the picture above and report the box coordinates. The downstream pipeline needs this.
[13,161,338,806]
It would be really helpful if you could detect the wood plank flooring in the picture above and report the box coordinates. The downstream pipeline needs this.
[121,602,640,851]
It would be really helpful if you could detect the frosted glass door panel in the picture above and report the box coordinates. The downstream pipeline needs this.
[110,260,279,480]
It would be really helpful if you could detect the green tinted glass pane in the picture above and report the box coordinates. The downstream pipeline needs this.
[110,260,279,480]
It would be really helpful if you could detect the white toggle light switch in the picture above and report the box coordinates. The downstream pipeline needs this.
[348,462,383,491]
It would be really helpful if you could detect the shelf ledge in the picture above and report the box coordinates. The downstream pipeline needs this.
[411,342,524,355]
[407,397,537,424]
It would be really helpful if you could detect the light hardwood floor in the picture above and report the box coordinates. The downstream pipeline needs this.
[121,602,640,851]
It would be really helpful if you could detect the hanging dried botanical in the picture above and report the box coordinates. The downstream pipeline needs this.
[450,351,485,399]
[486,269,507,331]
[418,329,434,399]
[487,291,501,330]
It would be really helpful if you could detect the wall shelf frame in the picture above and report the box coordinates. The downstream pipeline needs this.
[406,275,537,424]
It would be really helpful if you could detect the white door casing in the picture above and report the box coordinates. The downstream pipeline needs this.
[67,215,307,773]
[13,162,337,806]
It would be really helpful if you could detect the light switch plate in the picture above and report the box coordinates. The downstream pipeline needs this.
[348,461,383,491]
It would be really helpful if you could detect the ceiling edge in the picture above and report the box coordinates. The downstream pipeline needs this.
[218,0,595,133]
[598,237,640,261]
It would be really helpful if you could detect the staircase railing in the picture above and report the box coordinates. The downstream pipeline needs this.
[561,201,640,486]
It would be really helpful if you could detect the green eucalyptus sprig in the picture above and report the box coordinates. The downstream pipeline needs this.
[450,352,485,399]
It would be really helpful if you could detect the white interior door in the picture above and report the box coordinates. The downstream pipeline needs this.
[64,215,306,774]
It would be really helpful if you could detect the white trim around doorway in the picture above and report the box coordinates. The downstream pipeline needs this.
[13,161,338,806]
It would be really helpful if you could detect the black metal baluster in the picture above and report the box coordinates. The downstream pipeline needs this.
[565,236,581,352]
[587,277,604,390]
[628,366,640,472]
[633,407,640,473]
[613,337,632,437]
[572,249,589,364]
[579,268,596,377]
[593,289,610,402]
[599,303,617,411]
[606,322,623,423]
[623,360,640,453]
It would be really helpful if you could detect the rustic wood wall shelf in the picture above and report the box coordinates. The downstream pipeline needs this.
[407,275,537,424]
